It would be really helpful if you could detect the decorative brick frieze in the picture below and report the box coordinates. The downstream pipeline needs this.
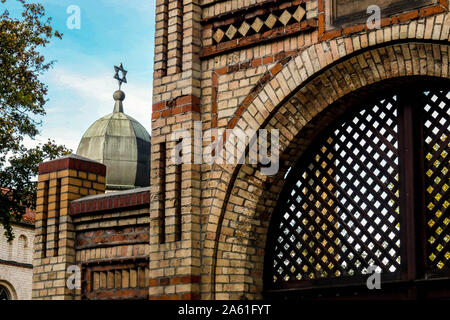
[201,0,317,21]
[203,18,317,57]
[206,1,307,40]
[76,242,149,267]
[81,257,149,300]
[202,1,317,57]
[76,226,149,250]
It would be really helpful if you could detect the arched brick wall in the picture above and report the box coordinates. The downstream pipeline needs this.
[201,12,450,300]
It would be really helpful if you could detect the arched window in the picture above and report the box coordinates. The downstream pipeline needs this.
[264,81,449,299]
[0,285,11,300]
[18,235,28,263]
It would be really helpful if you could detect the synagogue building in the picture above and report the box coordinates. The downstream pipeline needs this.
[33,0,449,300]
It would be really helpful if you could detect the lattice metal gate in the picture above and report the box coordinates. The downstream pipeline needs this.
[264,81,450,300]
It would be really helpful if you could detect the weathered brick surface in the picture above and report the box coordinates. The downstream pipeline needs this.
[82,258,149,300]
[76,226,149,249]
[73,208,150,262]
[71,191,150,300]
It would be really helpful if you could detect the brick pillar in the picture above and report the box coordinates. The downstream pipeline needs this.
[32,155,106,300]
[150,0,202,300]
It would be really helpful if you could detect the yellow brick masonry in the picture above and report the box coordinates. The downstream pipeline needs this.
[199,12,450,299]
[29,1,450,301]
[150,0,204,300]
[33,165,106,300]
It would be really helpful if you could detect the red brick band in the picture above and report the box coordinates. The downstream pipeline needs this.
[70,190,150,215]
[148,275,202,300]
[152,95,201,120]
[38,156,106,176]
[149,275,201,287]
[149,292,201,300]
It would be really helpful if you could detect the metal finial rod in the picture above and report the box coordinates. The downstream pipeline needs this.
[113,63,127,90]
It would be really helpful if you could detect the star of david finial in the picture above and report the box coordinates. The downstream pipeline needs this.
[113,63,127,90]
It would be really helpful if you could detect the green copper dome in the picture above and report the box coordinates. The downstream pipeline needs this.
[76,90,151,190]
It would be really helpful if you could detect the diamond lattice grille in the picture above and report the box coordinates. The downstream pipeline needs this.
[423,90,450,272]
[270,95,402,284]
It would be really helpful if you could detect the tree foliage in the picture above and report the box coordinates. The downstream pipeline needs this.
[0,0,71,241]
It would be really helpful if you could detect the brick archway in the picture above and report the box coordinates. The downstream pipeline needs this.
[201,30,450,299]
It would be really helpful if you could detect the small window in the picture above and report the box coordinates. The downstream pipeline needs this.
[329,0,439,28]
[18,235,28,262]
[18,235,28,248]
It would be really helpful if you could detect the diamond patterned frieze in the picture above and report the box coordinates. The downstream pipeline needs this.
[211,4,308,44]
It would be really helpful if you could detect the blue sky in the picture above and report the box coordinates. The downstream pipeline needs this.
[3,0,156,151]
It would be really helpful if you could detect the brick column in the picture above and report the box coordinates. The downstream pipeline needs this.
[32,155,106,300]
[149,0,202,300]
